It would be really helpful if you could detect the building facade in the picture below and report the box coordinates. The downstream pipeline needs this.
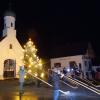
[51,55,92,79]
[0,11,23,78]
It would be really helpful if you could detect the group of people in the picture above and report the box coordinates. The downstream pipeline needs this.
[19,66,66,100]
[62,66,83,79]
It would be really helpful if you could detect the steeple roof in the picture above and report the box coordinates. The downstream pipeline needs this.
[4,10,16,17]
[4,2,16,18]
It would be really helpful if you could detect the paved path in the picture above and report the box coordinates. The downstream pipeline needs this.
[0,79,100,100]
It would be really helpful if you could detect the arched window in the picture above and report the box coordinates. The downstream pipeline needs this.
[54,63,61,68]
[11,22,13,27]
[3,59,16,78]
[9,44,12,49]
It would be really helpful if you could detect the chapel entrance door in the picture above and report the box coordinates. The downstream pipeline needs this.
[3,59,16,78]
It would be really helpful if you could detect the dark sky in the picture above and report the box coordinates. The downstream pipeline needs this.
[0,0,100,60]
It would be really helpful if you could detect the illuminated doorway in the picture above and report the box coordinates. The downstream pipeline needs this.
[3,59,16,78]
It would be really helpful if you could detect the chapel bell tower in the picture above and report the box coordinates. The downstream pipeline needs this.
[3,10,16,37]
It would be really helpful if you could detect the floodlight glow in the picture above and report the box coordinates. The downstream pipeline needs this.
[67,68,70,72]
[71,69,73,71]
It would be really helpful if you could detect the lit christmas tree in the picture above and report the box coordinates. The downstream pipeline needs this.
[23,38,45,80]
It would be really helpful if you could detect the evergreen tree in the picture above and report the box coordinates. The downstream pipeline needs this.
[23,38,44,79]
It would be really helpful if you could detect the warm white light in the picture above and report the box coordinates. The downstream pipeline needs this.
[24,45,26,48]
[37,57,39,61]
[23,61,25,64]
[26,54,28,57]
[35,49,37,51]
[34,54,36,57]
[22,49,25,52]
[29,65,31,68]
[24,75,27,79]
[28,69,32,73]
[39,59,42,63]
[20,57,23,60]
[35,65,38,68]
[40,73,44,78]
[34,73,38,77]
[39,63,42,67]
[28,44,31,47]
[29,38,31,41]
[30,62,33,65]
[31,47,35,51]
[29,57,32,62]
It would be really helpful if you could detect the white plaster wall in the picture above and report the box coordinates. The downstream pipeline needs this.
[4,16,15,29]
[51,55,83,69]
[0,14,24,78]
[0,33,23,77]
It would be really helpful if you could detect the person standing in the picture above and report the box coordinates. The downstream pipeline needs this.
[49,68,64,100]
[63,67,67,75]
[19,66,25,94]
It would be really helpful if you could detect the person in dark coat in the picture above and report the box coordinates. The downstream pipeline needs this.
[63,67,67,75]
[48,68,64,100]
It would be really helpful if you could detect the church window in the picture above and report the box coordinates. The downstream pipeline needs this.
[84,61,88,67]
[79,63,82,69]
[54,63,61,68]
[79,63,82,71]
[69,61,78,69]
[11,22,13,27]
[9,44,12,49]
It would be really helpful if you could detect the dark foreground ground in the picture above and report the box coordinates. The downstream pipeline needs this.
[0,79,100,100]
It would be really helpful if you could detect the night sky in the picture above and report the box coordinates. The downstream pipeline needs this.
[0,0,100,61]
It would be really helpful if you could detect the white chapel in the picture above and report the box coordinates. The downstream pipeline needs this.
[0,10,23,78]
